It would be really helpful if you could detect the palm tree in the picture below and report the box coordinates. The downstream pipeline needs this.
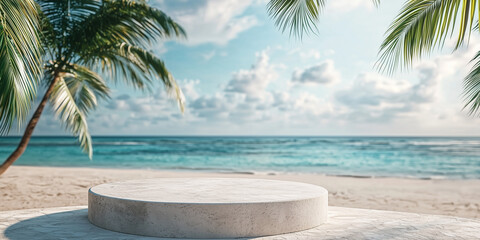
[0,0,185,175]
[0,0,43,135]
[377,0,480,115]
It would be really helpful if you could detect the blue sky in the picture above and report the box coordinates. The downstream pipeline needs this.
[31,0,480,136]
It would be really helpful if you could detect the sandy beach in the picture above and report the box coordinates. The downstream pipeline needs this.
[1,166,479,219]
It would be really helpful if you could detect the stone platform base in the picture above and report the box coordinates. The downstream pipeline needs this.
[2,206,480,239]
[88,178,328,238]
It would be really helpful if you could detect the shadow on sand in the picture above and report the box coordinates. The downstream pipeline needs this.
[4,209,159,240]
[4,208,268,240]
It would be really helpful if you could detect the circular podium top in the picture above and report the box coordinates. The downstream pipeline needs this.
[89,178,327,204]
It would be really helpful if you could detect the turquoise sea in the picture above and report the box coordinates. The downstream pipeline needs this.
[1,136,480,179]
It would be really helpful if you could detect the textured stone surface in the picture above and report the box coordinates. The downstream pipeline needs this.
[2,206,480,239]
[88,178,328,238]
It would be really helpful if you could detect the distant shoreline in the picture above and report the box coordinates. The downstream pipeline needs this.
[9,164,469,181]
[1,166,479,219]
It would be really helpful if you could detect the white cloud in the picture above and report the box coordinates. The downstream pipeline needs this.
[225,50,277,99]
[187,50,279,123]
[291,60,340,85]
[187,50,339,125]
[157,0,258,46]
[180,80,201,101]
[335,63,440,122]
[286,48,335,60]
[299,50,321,60]
[292,92,334,119]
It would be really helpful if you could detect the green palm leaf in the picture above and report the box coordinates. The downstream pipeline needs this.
[267,0,380,38]
[85,43,185,111]
[377,0,479,73]
[68,0,185,51]
[64,64,110,114]
[49,73,92,159]
[267,0,326,38]
[0,0,42,134]
[464,52,480,116]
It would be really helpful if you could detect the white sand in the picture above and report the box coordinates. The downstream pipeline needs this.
[1,166,479,218]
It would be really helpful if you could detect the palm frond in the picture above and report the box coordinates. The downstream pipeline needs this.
[64,64,110,114]
[49,73,93,158]
[463,51,480,115]
[267,0,325,38]
[38,0,100,62]
[0,0,42,134]
[377,0,479,73]
[62,0,185,111]
[267,0,381,38]
[84,43,184,111]
[68,0,185,59]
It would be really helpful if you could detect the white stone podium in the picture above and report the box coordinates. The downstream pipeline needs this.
[88,178,328,238]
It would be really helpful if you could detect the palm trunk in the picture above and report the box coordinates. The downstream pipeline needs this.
[0,76,59,176]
